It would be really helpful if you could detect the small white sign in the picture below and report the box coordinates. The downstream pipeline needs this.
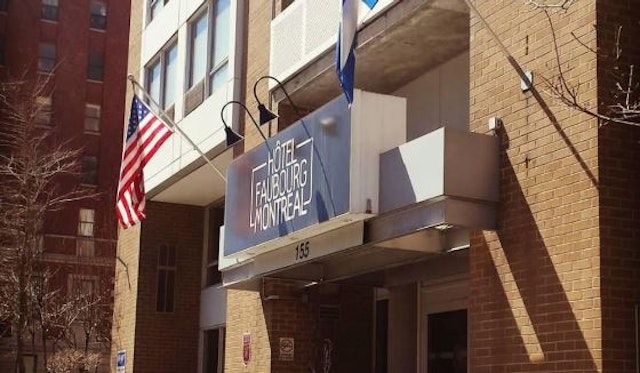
[279,337,294,361]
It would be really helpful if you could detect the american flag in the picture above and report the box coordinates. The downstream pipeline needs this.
[116,95,173,228]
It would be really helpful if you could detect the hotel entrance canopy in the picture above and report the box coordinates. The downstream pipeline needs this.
[220,91,498,289]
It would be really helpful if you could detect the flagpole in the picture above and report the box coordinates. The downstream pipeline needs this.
[461,0,532,87]
[127,75,227,182]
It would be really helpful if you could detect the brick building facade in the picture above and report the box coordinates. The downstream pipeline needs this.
[0,0,130,371]
[115,0,640,372]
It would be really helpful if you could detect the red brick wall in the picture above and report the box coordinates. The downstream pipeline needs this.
[1,0,129,242]
[469,1,602,371]
[133,202,204,373]
[596,1,640,371]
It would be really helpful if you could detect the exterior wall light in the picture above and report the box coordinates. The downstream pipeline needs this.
[252,75,303,125]
[219,100,267,147]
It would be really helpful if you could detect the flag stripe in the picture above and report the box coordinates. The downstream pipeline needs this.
[116,95,173,229]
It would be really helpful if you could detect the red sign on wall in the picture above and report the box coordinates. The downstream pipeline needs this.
[243,333,251,365]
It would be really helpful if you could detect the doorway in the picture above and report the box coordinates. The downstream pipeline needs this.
[420,276,468,373]
[427,309,467,373]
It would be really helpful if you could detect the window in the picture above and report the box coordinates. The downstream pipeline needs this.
[0,0,8,12]
[81,155,98,184]
[157,244,176,312]
[87,51,104,81]
[0,320,10,338]
[188,12,208,88]
[38,43,56,72]
[84,104,101,132]
[145,40,177,109]
[147,59,161,105]
[69,275,97,297]
[164,43,177,108]
[77,208,95,256]
[90,0,107,30]
[35,96,52,125]
[209,0,230,95]
[78,208,95,237]
[0,37,4,65]
[148,0,169,22]
[41,0,58,21]
[206,208,223,286]
[186,1,231,98]
[203,328,225,373]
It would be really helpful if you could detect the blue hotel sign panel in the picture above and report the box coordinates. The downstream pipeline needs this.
[224,98,352,256]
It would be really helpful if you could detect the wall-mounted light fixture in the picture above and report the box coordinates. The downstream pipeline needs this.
[220,100,267,147]
[252,75,305,125]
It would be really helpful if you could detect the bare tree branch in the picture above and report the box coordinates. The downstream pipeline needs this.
[0,74,108,373]
[525,0,573,11]
[534,6,640,127]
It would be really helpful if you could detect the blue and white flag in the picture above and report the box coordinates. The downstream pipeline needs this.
[336,0,378,105]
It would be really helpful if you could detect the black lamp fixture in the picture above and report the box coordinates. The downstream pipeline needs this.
[220,100,268,147]
[253,75,303,125]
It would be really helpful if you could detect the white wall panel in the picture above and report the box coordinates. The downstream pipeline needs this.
[140,1,244,192]
[393,52,469,141]
[270,0,396,85]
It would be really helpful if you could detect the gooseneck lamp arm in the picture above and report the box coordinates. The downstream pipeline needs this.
[220,100,268,145]
[252,75,305,125]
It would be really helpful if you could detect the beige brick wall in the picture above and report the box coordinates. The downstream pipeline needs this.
[239,0,273,152]
[225,0,272,371]
[111,224,142,373]
[225,289,271,372]
[468,1,602,371]
[110,0,143,371]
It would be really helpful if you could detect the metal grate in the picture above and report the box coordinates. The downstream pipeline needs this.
[318,304,340,322]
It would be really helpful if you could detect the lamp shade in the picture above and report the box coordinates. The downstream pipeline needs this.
[257,104,278,125]
[224,126,243,147]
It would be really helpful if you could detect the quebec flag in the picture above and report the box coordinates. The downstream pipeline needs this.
[336,0,378,105]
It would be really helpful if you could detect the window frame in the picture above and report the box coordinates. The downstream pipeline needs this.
[185,1,230,98]
[89,0,107,30]
[77,208,96,256]
[35,96,52,126]
[38,43,56,73]
[84,104,101,133]
[156,244,176,312]
[68,274,98,298]
[81,155,98,185]
[144,37,178,110]
[147,0,170,23]
[203,327,225,373]
[0,37,5,66]
[41,0,58,21]
[207,0,230,96]
[187,9,208,90]
[87,51,104,81]
[206,207,224,287]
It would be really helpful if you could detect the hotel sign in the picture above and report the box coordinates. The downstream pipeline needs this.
[250,137,313,233]
[224,98,352,256]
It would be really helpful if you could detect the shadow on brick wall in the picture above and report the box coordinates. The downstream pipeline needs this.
[470,149,599,371]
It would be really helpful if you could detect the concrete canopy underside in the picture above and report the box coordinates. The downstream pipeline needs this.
[275,0,470,108]
[148,145,232,206]
[224,197,495,289]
